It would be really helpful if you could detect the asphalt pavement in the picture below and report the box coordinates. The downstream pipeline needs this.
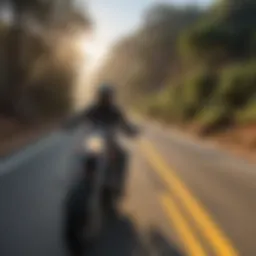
[0,123,256,256]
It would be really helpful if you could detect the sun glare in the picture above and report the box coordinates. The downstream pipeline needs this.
[84,41,107,71]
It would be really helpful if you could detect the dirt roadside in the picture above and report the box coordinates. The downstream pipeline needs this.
[208,125,256,163]
[133,114,256,163]
[0,118,61,157]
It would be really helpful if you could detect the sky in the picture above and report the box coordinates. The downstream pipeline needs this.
[85,0,213,70]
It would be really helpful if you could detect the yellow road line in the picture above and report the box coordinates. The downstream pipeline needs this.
[160,193,207,256]
[140,139,239,256]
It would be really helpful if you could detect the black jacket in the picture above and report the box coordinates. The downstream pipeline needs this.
[68,103,135,135]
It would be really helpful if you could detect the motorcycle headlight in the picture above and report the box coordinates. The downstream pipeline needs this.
[85,136,105,153]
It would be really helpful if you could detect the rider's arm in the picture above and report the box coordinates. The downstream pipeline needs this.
[118,109,137,136]
[63,106,94,130]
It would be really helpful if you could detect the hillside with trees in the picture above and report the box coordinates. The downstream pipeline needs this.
[96,0,256,153]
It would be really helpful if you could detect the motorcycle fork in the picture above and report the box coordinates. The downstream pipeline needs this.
[86,152,108,238]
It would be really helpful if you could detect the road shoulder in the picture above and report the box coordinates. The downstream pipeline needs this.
[133,114,256,164]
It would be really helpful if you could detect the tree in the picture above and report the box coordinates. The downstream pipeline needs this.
[181,0,256,65]
[0,0,91,118]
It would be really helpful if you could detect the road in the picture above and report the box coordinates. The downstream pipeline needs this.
[0,123,256,256]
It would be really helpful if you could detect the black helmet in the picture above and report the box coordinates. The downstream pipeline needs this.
[97,83,114,97]
[97,83,115,104]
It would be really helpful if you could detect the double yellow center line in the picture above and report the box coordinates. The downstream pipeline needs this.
[140,139,239,256]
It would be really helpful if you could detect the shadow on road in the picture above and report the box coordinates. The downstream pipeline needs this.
[86,213,143,256]
[86,213,183,256]
[146,229,182,256]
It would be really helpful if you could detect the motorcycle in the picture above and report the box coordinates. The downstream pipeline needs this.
[64,125,131,255]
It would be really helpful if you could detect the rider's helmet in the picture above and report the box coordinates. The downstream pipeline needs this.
[97,83,115,104]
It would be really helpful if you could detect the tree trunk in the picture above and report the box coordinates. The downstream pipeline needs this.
[1,5,25,119]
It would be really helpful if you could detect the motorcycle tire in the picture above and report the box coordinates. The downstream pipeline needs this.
[63,182,91,255]
[102,188,118,217]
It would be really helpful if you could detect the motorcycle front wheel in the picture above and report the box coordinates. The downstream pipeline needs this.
[102,188,120,218]
[64,182,91,255]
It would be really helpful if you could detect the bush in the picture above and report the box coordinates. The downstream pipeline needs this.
[138,85,183,122]
[140,69,219,124]
[162,85,189,122]
[140,97,162,119]
[181,69,218,119]
[197,104,232,134]
[180,21,232,65]
[236,97,256,125]
[217,63,256,109]
[138,62,256,133]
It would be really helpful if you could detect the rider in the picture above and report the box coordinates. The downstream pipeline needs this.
[82,83,135,134]
[80,83,136,196]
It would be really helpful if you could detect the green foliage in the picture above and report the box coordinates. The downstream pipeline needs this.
[182,70,218,119]
[161,86,186,122]
[180,21,231,65]
[195,63,256,129]
[142,70,218,124]
[181,0,256,64]
[236,97,256,125]
[139,85,182,122]
[140,61,256,128]
[217,63,256,109]
[197,104,232,132]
